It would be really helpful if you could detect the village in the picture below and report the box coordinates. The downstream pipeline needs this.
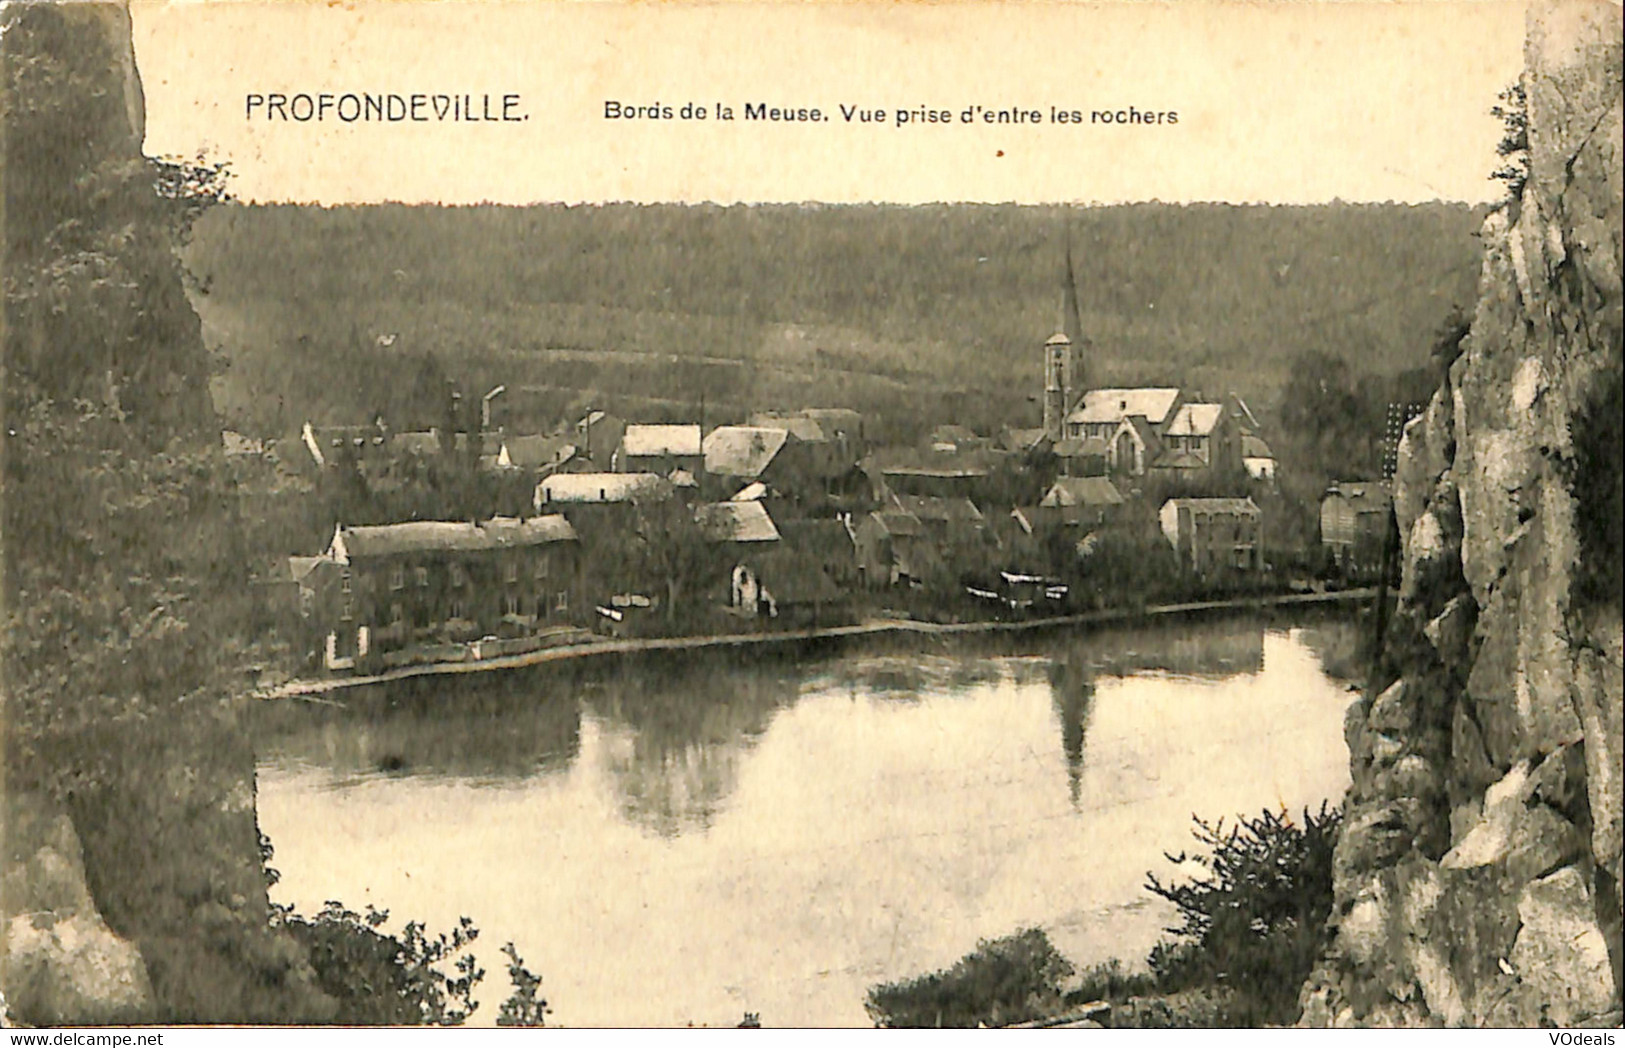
[227,305,1397,677]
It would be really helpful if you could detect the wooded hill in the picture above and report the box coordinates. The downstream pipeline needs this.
[185,201,1487,442]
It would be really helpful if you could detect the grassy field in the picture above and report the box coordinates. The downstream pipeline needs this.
[185,201,1485,441]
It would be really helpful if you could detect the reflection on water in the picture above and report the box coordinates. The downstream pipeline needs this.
[254,672,584,783]
[581,658,802,836]
[1052,661,1096,810]
[254,612,1357,1028]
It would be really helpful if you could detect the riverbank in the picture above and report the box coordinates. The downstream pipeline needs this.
[255,588,1378,700]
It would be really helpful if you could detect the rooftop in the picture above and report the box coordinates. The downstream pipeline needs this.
[740,548,845,606]
[501,434,576,470]
[1164,402,1224,437]
[1242,434,1275,459]
[694,500,780,543]
[1054,436,1110,458]
[1162,497,1261,517]
[1324,482,1391,512]
[1040,477,1124,508]
[1067,388,1183,426]
[893,493,986,524]
[621,424,702,458]
[704,426,790,478]
[867,510,924,538]
[536,472,673,504]
[333,515,577,560]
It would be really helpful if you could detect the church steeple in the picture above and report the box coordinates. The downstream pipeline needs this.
[1063,234,1085,355]
[1042,230,1089,440]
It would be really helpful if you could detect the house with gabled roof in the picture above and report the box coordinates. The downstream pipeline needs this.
[853,509,938,588]
[498,434,578,474]
[1159,497,1263,573]
[1108,414,1164,477]
[574,410,626,468]
[535,472,672,509]
[726,546,851,626]
[702,425,797,501]
[693,500,780,545]
[318,514,583,669]
[1065,388,1186,443]
[616,424,703,476]
[1242,435,1277,482]
[1320,482,1390,572]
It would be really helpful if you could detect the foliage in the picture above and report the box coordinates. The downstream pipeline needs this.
[631,499,725,629]
[1490,81,1530,200]
[1562,359,1623,612]
[3,3,216,430]
[1273,344,1442,504]
[1065,958,1158,1005]
[2,2,254,793]
[1,392,262,792]
[864,928,1074,1028]
[1144,803,1343,1025]
[275,901,485,1026]
[494,942,550,1027]
[184,201,1485,442]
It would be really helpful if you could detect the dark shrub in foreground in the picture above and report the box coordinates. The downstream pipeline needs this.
[864,928,1074,1028]
[864,803,1342,1028]
[1145,803,1343,1025]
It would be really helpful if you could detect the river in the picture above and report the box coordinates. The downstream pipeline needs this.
[252,611,1360,1027]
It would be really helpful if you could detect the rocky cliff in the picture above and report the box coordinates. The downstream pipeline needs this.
[1300,0,1623,1027]
[2,3,332,1024]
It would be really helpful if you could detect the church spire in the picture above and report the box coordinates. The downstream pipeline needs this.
[1062,228,1085,351]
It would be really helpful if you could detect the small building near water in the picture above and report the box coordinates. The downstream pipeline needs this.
[1159,497,1263,573]
[1319,481,1391,574]
[317,515,583,670]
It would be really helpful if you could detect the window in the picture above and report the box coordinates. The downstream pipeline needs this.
[554,590,569,613]
[341,570,352,594]
[450,599,466,620]
[390,601,404,623]
[504,593,520,616]
[415,566,429,588]
[450,563,466,587]
[389,565,405,591]
[504,560,519,584]
[533,556,549,581]
[341,596,353,621]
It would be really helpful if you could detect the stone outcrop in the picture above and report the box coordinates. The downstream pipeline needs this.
[1300,0,1623,1027]
[0,795,154,1026]
[1,4,333,1024]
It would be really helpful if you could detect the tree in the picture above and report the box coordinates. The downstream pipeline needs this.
[1490,81,1529,200]
[1144,803,1342,1024]
[632,498,721,630]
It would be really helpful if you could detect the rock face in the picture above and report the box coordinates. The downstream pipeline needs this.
[0,795,154,1025]
[1,3,332,1024]
[1300,0,1623,1027]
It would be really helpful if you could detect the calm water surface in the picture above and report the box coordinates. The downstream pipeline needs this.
[253,614,1358,1027]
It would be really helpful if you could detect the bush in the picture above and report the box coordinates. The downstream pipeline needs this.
[864,928,1073,1028]
[1144,803,1342,1025]
[494,942,550,1027]
[276,902,484,1026]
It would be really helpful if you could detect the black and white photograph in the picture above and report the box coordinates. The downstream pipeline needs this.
[1,0,1620,1031]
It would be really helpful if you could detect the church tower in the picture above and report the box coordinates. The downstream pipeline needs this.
[1042,236,1089,440]
[1043,331,1072,440]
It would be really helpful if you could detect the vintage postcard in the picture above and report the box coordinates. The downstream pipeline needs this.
[2,0,1620,1032]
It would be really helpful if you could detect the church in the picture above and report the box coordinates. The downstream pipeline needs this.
[1038,247,1274,486]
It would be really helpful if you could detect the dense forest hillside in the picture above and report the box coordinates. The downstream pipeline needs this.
[186,202,1486,441]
